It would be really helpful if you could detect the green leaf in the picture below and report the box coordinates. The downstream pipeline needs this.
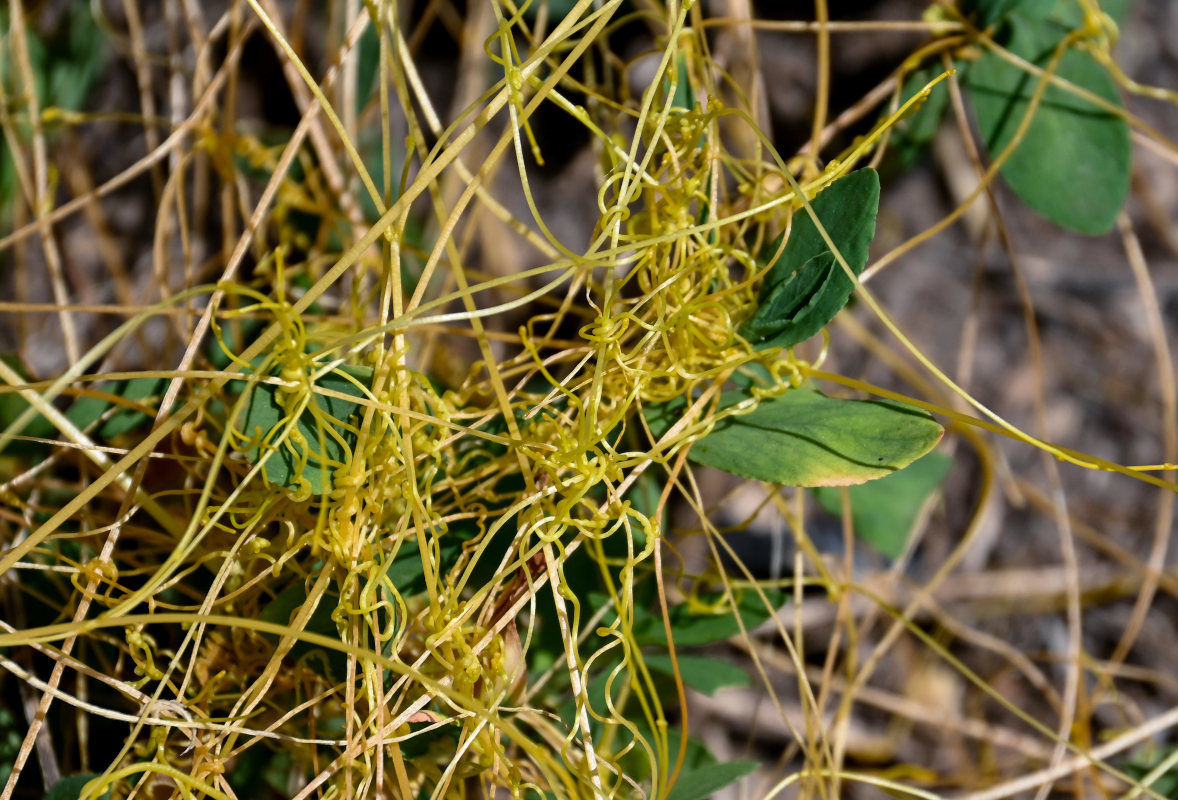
[46,3,105,113]
[0,4,104,114]
[383,538,462,597]
[1058,0,1131,27]
[886,66,952,170]
[961,0,1027,27]
[43,773,111,800]
[813,450,953,559]
[643,654,750,695]
[740,252,834,342]
[555,656,618,728]
[740,169,880,349]
[354,22,380,117]
[667,389,943,488]
[759,169,880,298]
[669,52,695,111]
[58,378,167,440]
[0,708,21,788]
[64,392,112,433]
[237,365,371,495]
[622,469,663,548]
[617,723,719,784]
[1121,746,1178,800]
[0,0,105,212]
[633,588,789,647]
[207,317,266,370]
[727,361,776,391]
[0,369,174,457]
[0,374,168,455]
[0,354,57,454]
[966,15,1131,234]
[966,0,1134,28]
[666,760,759,800]
[522,0,580,21]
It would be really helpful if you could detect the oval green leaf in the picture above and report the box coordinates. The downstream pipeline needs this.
[739,252,835,344]
[740,169,880,349]
[688,389,943,487]
[237,365,371,495]
[966,16,1130,234]
[886,65,952,171]
[643,653,751,696]
[631,587,790,647]
[813,450,953,558]
[43,773,111,800]
[666,761,759,800]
